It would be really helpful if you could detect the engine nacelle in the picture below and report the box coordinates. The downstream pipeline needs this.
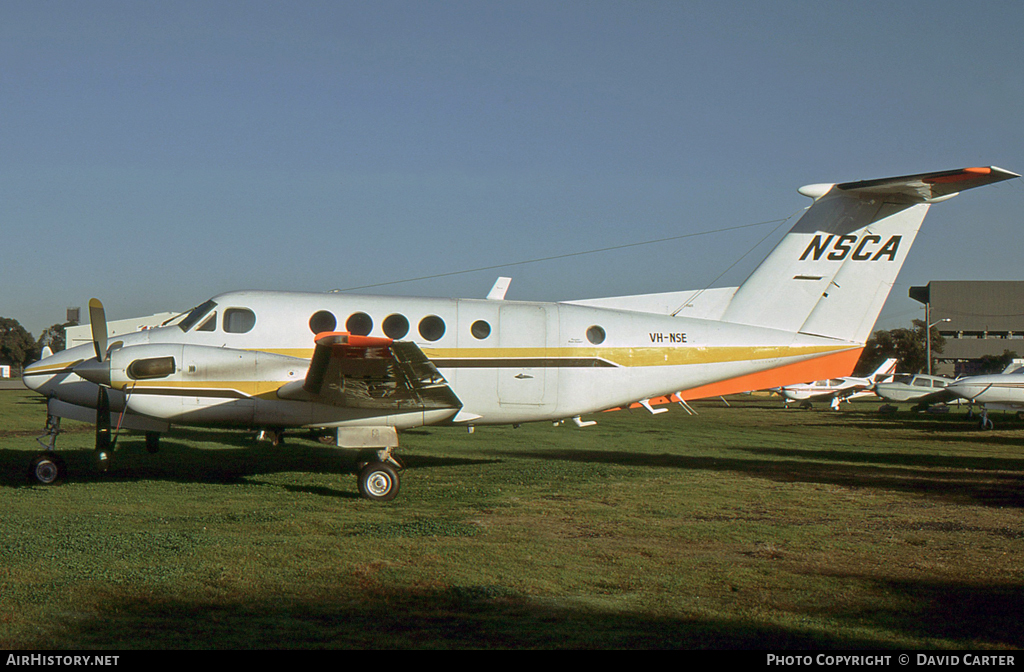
[106,344,307,424]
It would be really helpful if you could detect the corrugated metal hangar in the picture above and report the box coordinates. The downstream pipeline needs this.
[910,281,1024,376]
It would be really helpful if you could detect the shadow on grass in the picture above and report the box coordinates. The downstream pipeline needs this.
[814,574,1024,649]
[16,575,1024,649]
[0,431,499,491]
[9,586,894,650]
[734,446,1024,472]
[501,449,1024,509]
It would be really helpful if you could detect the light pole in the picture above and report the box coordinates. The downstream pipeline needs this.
[925,317,951,376]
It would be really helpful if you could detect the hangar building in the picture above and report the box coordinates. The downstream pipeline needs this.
[910,281,1024,376]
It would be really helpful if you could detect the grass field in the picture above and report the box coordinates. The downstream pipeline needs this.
[1,389,1022,649]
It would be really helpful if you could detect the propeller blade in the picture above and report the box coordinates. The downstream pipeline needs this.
[88,298,108,363]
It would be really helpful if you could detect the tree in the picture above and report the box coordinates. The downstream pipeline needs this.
[0,317,38,376]
[975,349,1021,375]
[856,319,945,375]
[38,322,75,353]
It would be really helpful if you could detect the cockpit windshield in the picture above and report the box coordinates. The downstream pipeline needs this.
[178,300,218,332]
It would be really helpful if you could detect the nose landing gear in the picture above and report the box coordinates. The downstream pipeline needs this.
[29,414,67,485]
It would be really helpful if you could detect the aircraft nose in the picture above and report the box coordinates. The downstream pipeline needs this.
[22,359,45,391]
[21,343,97,394]
[948,380,987,400]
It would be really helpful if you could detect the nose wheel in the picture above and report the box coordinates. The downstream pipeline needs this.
[28,453,67,485]
[29,414,66,485]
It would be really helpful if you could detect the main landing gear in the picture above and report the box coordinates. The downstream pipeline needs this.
[356,447,404,502]
[261,427,404,501]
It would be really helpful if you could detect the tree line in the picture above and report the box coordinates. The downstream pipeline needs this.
[0,318,73,376]
[856,319,1018,377]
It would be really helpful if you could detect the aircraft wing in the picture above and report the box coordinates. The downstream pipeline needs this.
[792,390,841,402]
[277,332,462,411]
[908,387,958,409]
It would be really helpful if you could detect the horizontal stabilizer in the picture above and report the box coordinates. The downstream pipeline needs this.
[835,166,1018,203]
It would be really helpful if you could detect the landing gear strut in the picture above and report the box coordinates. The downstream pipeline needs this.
[29,414,66,485]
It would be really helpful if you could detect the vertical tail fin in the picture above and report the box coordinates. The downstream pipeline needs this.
[869,357,898,382]
[721,167,1018,344]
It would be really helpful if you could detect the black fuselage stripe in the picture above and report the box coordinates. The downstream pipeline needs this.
[432,358,617,368]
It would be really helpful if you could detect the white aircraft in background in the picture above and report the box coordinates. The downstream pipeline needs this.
[22,166,1017,500]
[776,358,898,410]
[873,372,956,404]
[945,363,1024,430]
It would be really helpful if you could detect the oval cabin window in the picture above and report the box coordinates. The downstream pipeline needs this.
[346,312,373,336]
[418,315,446,342]
[309,310,337,334]
[383,314,410,339]
[471,320,491,340]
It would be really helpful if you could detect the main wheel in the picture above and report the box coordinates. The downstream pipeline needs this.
[357,462,400,502]
[28,453,66,485]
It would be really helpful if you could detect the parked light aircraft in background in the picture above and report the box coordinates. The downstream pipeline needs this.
[22,166,1017,500]
[944,364,1024,430]
[874,372,956,404]
[776,358,897,409]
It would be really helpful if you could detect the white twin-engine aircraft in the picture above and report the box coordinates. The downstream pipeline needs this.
[23,166,1018,500]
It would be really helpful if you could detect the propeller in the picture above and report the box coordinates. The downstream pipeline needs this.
[88,298,108,363]
[86,299,112,463]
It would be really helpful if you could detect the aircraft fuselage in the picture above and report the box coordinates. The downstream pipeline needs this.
[25,289,858,431]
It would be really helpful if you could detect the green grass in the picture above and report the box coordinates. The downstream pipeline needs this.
[1,390,1023,649]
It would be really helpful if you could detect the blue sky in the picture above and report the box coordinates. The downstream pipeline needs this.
[2,1,1022,336]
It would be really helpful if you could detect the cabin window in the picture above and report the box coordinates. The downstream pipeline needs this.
[346,312,373,336]
[913,378,931,387]
[471,320,491,340]
[586,325,606,345]
[419,315,446,342]
[309,310,337,334]
[197,313,217,332]
[383,314,409,339]
[224,308,256,334]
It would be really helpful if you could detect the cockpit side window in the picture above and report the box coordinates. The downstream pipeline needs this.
[179,300,218,332]
[224,308,256,334]
[196,313,217,332]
